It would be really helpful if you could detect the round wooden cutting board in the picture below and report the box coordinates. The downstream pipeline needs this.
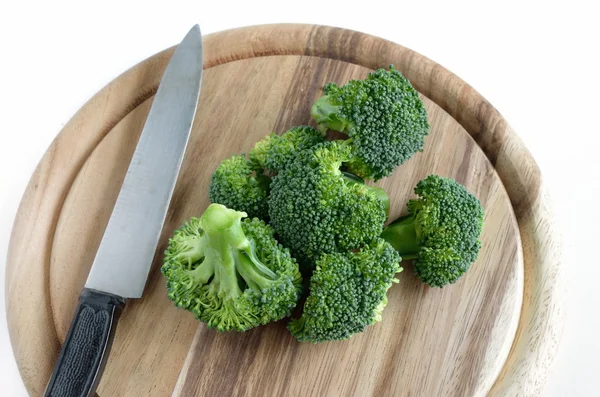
[6,24,564,397]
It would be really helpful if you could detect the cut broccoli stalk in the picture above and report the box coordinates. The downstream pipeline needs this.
[198,204,278,291]
[162,203,302,332]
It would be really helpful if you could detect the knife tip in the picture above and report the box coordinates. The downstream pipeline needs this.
[189,24,201,36]
[180,24,202,49]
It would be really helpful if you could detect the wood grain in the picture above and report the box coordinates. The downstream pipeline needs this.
[5,24,564,397]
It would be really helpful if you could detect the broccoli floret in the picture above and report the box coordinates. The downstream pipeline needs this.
[341,171,390,216]
[161,203,302,332]
[209,155,271,220]
[249,126,326,173]
[268,141,388,267]
[209,127,325,219]
[288,238,402,343]
[311,65,430,181]
[381,175,485,287]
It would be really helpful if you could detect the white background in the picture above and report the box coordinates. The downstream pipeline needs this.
[0,1,597,396]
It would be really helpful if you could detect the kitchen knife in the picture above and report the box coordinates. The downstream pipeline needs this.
[44,24,203,397]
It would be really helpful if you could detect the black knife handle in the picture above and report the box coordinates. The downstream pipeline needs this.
[44,288,126,397]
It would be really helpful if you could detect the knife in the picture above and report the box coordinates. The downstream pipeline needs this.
[43,24,203,397]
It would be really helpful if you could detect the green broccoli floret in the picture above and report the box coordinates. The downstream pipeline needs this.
[311,65,430,181]
[381,175,485,287]
[341,171,390,216]
[268,140,389,267]
[209,155,271,220]
[288,238,402,343]
[209,127,325,220]
[249,126,325,173]
[161,203,302,332]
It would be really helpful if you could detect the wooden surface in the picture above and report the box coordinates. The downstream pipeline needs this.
[5,24,564,397]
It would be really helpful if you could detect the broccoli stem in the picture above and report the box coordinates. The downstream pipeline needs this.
[187,257,214,284]
[342,171,390,216]
[176,235,205,269]
[236,252,276,291]
[205,233,242,298]
[311,95,350,133]
[287,315,306,336]
[196,203,282,298]
[381,215,420,259]
[241,242,278,279]
[200,204,251,298]
[369,186,390,217]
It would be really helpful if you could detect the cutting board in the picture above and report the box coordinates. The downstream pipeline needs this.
[6,24,564,397]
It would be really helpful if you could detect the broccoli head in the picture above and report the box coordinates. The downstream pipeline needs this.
[288,238,402,343]
[249,126,325,173]
[311,65,430,181]
[209,155,271,220]
[268,140,389,267]
[161,203,302,332]
[381,175,485,287]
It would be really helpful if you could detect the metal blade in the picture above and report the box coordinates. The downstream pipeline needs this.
[85,25,203,298]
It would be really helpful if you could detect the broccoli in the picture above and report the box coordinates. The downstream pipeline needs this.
[249,126,325,173]
[311,65,430,181]
[209,155,271,220]
[288,238,402,343]
[161,203,302,332]
[268,140,388,267]
[341,171,390,216]
[209,126,325,220]
[381,175,485,287]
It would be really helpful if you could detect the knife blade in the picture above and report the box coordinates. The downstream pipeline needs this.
[44,24,203,397]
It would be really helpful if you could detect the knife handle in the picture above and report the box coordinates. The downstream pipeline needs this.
[44,288,126,397]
